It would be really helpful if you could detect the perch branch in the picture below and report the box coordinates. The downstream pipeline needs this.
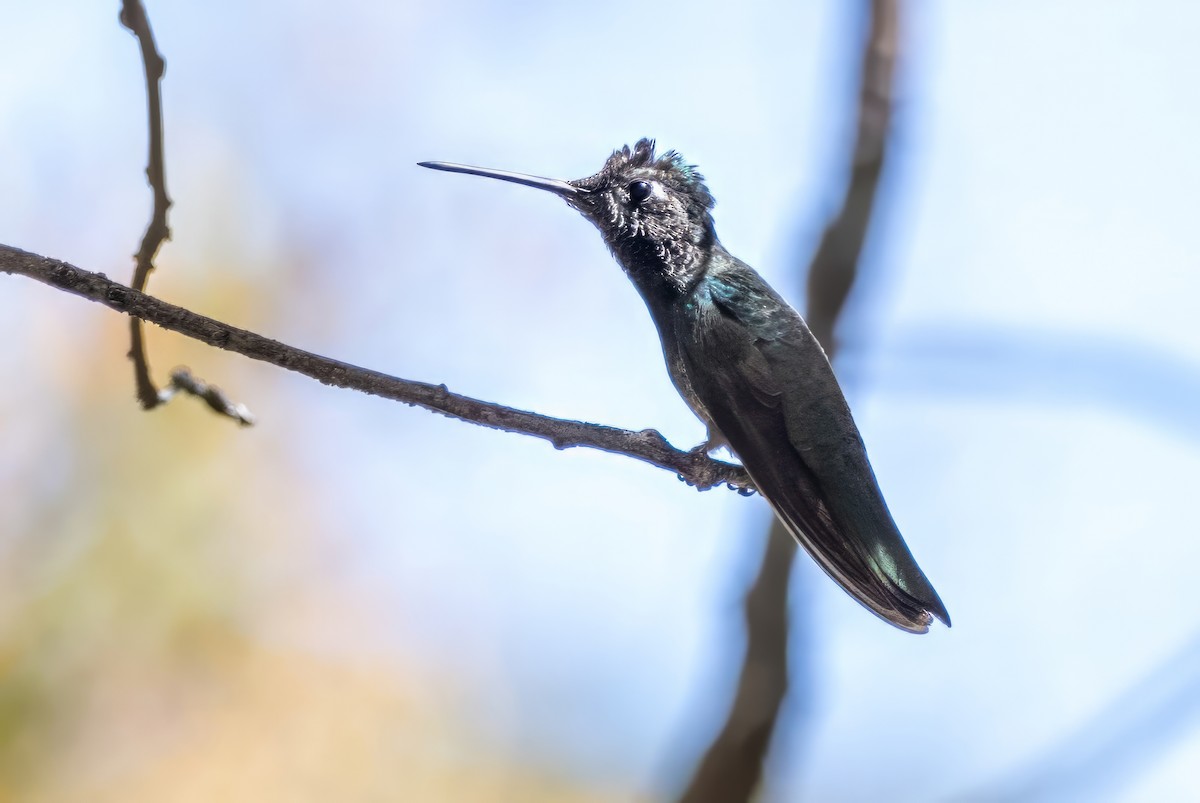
[0,245,750,492]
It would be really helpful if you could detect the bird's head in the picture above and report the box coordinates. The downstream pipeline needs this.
[421,139,717,296]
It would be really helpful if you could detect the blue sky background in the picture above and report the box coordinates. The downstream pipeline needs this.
[3,1,1200,800]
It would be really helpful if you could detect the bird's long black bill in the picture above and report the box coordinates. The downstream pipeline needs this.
[418,161,583,196]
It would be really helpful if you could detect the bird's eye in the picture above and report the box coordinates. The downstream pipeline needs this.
[627,180,652,205]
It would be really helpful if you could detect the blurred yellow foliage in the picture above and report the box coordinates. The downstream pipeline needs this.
[0,261,628,802]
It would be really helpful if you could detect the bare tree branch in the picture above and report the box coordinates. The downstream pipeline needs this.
[676,2,903,800]
[0,244,751,492]
[119,0,251,423]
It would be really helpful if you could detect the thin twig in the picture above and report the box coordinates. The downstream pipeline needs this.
[119,0,251,423]
[0,244,751,492]
[119,0,170,293]
[119,0,170,408]
[163,368,256,426]
[676,2,903,800]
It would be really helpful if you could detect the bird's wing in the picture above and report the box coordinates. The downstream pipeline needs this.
[678,280,946,633]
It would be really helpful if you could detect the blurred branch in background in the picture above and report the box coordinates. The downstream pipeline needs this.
[675,519,796,803]
[0,245,751,492]
[119,0,252,424]
[846,324,1200,444]
[674,1,902,800]
[967,630,1200,801]
[805,0,898,354]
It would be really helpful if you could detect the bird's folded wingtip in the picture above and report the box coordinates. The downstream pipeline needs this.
[883,593,950,634]
[926,593,951,629]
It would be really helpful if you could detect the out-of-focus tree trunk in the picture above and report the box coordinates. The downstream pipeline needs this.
[675,2,902,800]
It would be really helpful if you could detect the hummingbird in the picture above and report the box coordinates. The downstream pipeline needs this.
[419,139,949,634]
